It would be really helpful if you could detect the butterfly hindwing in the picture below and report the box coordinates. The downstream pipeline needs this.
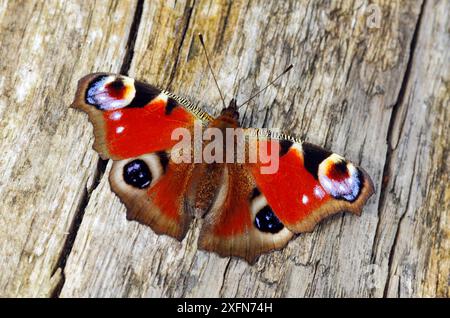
[198,164,293,264]
[71,72,211,160]
[109,149,195,240]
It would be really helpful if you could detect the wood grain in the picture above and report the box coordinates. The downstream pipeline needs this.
[0,0,447,297]
[371,0,449,297]
[0,0,139,297]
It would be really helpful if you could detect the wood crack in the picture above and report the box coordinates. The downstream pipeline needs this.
[214,0,232,52]
[218,258,232,297]
[167,0,196,88]
[369,0,425,297]
[49,0,145,298]
[382,147,418,297]
[50,159,108,297]
[120,0,145,75]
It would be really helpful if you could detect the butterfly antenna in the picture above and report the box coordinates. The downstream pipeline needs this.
[237,64,294,109]
[232,55,242,98]
[198,34,227,109]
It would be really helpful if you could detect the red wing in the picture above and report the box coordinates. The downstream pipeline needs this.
[247,134,374,233]
[198,164,293,264]
[109,150,195,240]
[71,73,212,160]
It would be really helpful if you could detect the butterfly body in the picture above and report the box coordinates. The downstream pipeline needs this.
[72,73,374,263]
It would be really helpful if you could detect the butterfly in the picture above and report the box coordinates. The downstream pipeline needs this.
[71,48,374,264]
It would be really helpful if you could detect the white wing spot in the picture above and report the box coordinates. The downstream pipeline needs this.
[116,126,125,134]
[110,111,122,120]
[302,194,309,205]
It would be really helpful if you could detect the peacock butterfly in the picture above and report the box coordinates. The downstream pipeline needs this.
[71,40,374,263]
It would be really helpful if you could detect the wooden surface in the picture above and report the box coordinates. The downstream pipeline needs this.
[0,0,448,297]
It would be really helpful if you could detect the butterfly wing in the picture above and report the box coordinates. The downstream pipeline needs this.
[71,72,212,160]
[72,73,210,240]
[247,132,375,233]
[198,164,293,264]
[199,132,374,263]
[109,149,195,240]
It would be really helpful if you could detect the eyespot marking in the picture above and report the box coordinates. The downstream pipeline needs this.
[85,75,135,111]
[105,79,126,99]
[318,154,363,202]
[85,75,107,106]
[254,206,284,234]
[123,159,152,189]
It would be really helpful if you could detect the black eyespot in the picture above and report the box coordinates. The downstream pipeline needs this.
[123,159,152,189]
[108,79,125,90]
[254,206,284,234]
[334,160,348,174]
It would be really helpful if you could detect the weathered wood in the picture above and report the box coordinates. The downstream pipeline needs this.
[0,0,448,298]
[0,0,139,297]
[371,0,449,297]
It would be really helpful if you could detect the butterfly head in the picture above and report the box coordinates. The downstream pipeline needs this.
[219,98,239,121]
